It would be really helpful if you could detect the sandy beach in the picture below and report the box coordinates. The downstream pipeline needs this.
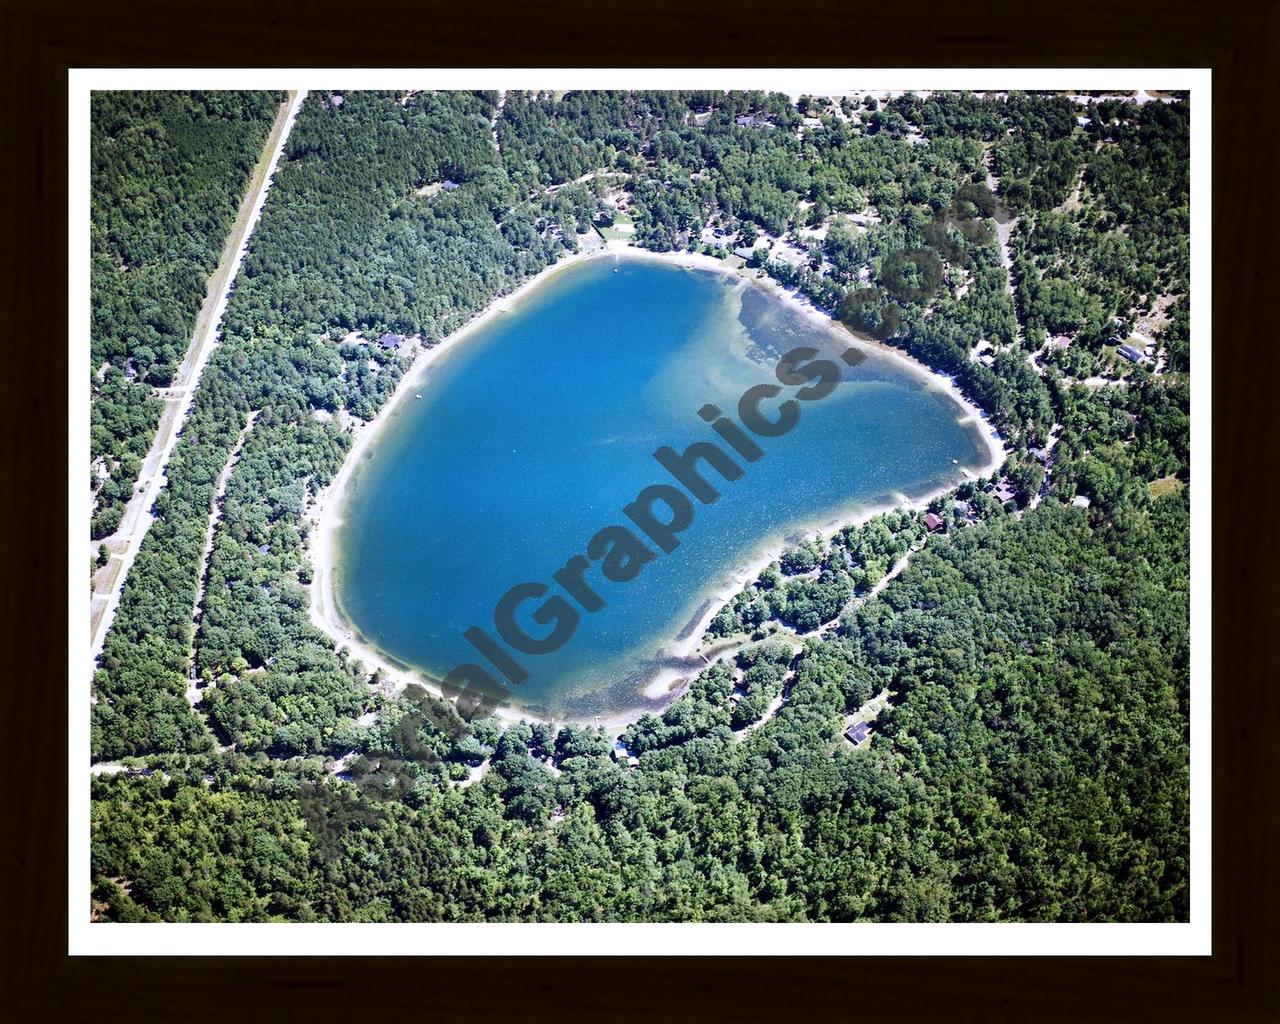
[306,237,1006,728]
[614,243,1007,474]
[306,243,612,724]
[631,477,997,712]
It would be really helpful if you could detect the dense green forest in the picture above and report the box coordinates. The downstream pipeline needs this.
[90,90,1192,923]
[90,90,281,538]
[224,91,562,341]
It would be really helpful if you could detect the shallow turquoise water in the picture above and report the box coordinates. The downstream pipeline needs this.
[334,257,988,717]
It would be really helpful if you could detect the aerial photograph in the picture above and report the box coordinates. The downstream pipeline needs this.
[86,83,1193,927]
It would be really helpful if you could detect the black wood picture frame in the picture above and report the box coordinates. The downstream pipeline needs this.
[3,1,1274,1018]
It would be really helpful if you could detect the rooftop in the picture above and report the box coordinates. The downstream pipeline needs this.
[994,481,1018,504]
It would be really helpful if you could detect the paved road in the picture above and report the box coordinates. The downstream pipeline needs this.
[90,90,307,672]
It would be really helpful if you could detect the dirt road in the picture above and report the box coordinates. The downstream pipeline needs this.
[90,90,307,669]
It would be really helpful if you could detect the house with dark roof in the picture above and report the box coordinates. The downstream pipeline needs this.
[845,722,870,745]
[441,179,460,191]
[376,332,407,350]
[994,480,1018,504]
[1117,343,1146,364]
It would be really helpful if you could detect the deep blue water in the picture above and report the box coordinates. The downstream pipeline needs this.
[334,257,988,717]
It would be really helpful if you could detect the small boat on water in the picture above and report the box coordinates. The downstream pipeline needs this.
[415,393,423,400]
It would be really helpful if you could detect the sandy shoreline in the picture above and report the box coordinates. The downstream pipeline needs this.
[306,238,1006,729]
[618,244,1007,475]
[631,473,997,713]
[306,243,613,725]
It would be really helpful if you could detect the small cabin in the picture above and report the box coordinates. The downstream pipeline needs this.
[924,512,945,533]
[845,722,870,745]
[994,481,1018,504]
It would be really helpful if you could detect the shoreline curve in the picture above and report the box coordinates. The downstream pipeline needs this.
[305,239,1007,729]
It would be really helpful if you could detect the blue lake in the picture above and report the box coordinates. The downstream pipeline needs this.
[333,256,990,718]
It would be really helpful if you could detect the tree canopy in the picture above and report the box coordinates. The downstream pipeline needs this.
[90,89,1192,925]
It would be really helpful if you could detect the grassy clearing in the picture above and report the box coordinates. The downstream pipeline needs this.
[1148,475,1185,499]
[597,211,635,242]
